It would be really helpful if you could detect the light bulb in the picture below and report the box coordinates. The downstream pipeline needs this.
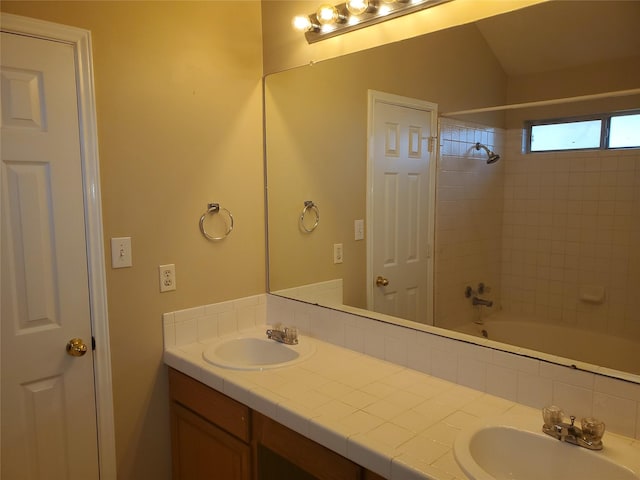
[292,15,313,31]
[316,4,339,25]
[346,0,369,15]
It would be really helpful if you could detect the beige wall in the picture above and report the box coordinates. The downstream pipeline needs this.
[261,0,548,74]
[1,2,264,478]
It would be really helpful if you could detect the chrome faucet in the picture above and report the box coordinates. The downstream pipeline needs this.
[465,283,493,308]
[471,296,493,307]
[542,406,604,450]
[266,325,298,345]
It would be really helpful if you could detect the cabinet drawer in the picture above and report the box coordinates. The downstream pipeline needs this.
[169,368,249,442]
[253,412,361,480]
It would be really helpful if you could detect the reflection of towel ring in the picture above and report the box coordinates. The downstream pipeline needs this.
[299,200,319,233]
[199,203,233,241]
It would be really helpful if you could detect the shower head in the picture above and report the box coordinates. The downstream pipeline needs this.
[475,142,500,164]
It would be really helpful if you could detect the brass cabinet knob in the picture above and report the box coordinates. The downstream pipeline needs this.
[375,276,389,287]
[66,338,88,357]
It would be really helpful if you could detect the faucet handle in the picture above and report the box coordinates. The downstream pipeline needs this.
[542,405,564,426]
[284,326,298,344]
[581,417,605,442]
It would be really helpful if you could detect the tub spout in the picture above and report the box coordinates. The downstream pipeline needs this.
[472,296,493,307]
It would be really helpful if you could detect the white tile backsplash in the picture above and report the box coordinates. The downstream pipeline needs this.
[485,363,518,401]
[431,345,459,383]
[552,383,594,419]
[163,293,640,439]
[272,279,343,306]
[593,392,637,438]
[517,371,553,408]
[164,294,266,347]
[457,356,487,392]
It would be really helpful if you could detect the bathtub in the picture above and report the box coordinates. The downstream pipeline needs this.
[455,314,640,376]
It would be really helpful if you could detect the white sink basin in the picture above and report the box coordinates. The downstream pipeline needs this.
[202,328,315,370]
[454,420,640,480]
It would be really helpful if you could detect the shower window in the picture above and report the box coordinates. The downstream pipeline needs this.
[609,113,640,148]
[526,111,640,152]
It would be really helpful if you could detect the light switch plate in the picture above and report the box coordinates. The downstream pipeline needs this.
[333,243,343,264]
[111,237,132,268]
[354,219,365,241]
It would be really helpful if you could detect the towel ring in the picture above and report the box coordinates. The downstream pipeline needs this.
[299,200,319,233]
[199,203,233,241]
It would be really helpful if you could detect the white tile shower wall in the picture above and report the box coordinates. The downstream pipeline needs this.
[501,129,640,340]
[266,294,640,439]
[436,118,505,330]
[163,293,640,438]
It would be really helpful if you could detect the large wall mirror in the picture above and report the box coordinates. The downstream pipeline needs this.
[265,1,640,382]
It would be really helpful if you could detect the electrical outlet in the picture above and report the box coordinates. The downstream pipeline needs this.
[159,264,176,292]
[333,243,343,264]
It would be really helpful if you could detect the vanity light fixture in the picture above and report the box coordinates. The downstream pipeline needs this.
[345,0,370,16]
[292,15,317,32]
[293,0,452,43]
[316,4,344,25]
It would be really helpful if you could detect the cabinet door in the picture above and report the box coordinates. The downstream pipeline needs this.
[171,402,250,480]
[169,368,249,441]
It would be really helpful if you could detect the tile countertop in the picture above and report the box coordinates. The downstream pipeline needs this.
[164,326,640,480]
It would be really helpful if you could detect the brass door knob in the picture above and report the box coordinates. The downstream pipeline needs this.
[66,338,88,357]
[375,276,389,287]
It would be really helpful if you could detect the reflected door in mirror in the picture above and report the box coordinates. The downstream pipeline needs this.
[369,93,436,324]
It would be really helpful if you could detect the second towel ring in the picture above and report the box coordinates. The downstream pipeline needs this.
[299,200,319,233]
[199,203,233,241]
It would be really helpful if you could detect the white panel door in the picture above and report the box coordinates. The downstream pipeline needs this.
[369,94,436,324]
[1,32,100,479]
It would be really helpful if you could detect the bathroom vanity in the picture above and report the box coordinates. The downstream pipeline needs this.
[164,302,640,480]
[169,368,385,479]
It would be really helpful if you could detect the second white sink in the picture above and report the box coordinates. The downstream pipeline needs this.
[202,327,316,370]
[454,419,640,480]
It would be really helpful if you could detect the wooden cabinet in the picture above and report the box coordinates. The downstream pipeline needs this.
[168,368,388,480]
[171,403,251,480]
[169,369,250,480]
[363,471,387,480]
[253,412,361,480]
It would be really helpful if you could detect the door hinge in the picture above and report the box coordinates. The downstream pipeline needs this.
[427,136,437,153]
[92,336,96,351]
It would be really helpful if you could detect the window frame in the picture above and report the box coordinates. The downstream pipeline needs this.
[525,109,640,153]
